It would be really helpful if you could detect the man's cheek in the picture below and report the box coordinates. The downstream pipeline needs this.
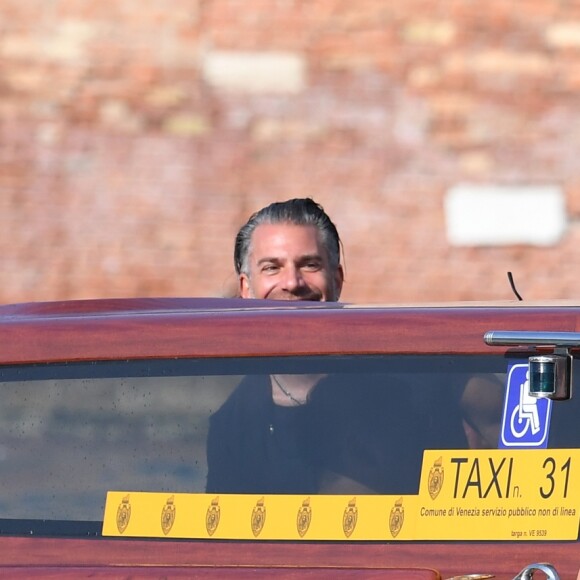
[255,278,276,299]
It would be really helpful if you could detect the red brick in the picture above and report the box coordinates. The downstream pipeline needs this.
[2,1,580,305]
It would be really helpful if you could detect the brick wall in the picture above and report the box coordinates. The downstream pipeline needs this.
[2,0,580,305]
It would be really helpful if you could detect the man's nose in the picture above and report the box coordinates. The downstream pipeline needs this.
[282,266,304,290]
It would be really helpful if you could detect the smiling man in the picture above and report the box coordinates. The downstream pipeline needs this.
[206,198,350,494]
[234,198,344,302]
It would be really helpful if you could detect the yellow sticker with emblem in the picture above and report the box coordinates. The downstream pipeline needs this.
[417,449,580,540]
[102,492,418,540]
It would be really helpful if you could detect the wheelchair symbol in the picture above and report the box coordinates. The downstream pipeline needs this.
[509,370,540,438]
[500,362,551,448]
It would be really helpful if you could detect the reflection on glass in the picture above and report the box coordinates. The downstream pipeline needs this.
[0,376,239,520]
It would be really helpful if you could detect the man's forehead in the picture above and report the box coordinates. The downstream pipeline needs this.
[249,223,326,259]
[251,223,320,244]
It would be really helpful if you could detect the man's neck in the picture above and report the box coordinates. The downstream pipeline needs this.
[270,374,321,406]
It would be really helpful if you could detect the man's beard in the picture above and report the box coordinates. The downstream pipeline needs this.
[247,279,338,302]
[268,288,323,301]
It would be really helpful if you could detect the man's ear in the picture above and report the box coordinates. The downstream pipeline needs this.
[239,274,251,298]
[334,265,344,300]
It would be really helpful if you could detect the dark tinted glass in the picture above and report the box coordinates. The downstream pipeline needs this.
[0,354,577,536]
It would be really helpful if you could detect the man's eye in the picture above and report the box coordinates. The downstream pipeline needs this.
[303,262,321,271]
[262,265,279,273]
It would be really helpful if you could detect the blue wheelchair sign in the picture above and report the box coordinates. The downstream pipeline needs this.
[499,362,552,448]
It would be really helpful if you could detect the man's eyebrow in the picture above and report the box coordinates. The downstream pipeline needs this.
[298,254,323,262]
[255,254,323,266]
[256,257,282,265]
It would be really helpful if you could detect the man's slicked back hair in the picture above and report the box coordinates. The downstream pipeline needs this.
[234,198,341,276]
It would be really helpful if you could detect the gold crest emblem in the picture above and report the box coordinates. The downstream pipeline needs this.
[251,497,266,537]
[116,494,131,534]
[428,456,444,500]
[342,497,358,538]
[296,497,312,538]
[206,496,221,536]
[161,495,176,536]
[389,497,405,538]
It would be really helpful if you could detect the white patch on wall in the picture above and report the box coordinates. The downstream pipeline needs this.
[444,184,567,246]
[201,51,305,94]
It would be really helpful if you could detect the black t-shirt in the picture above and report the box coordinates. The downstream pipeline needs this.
[206,374,466,494]
[206,375,319,494]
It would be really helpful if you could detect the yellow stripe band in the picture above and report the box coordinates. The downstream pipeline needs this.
[103,449,580,541]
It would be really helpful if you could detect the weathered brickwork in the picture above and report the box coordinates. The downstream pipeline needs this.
[2,0,580,304]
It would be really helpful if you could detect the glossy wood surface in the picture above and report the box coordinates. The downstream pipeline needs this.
[1,298,580,364]
[1,536,578,579]
[1,297,579,578]
[0,564,440,579]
